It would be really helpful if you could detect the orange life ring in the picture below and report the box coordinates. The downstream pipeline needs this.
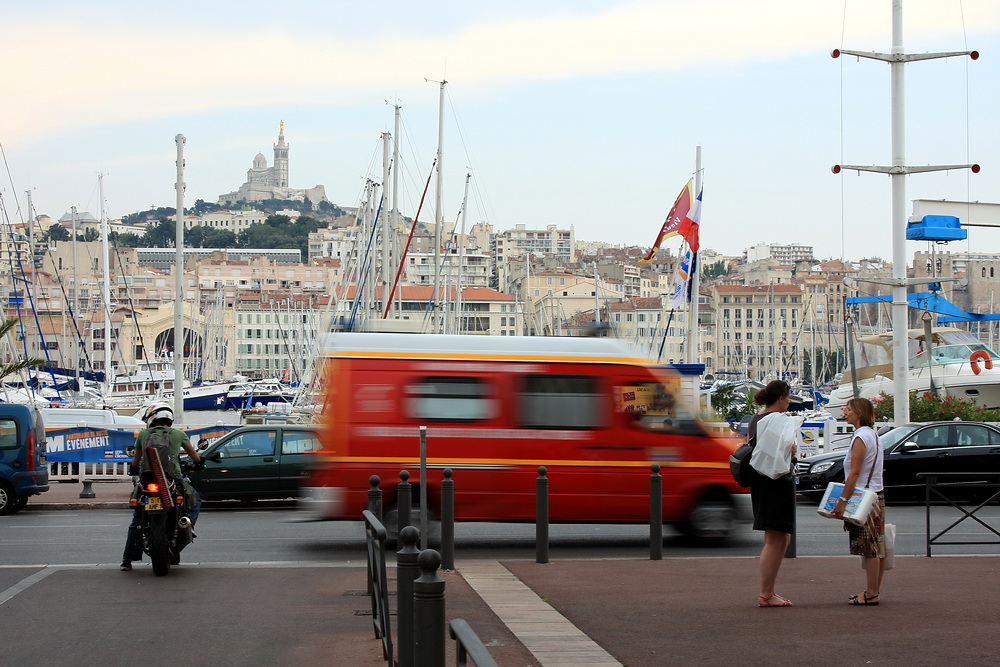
[970,350,993,375]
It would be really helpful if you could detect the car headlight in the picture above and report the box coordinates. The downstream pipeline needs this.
[810,461,836,474]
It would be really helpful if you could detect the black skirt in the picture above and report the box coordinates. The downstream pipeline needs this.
[750,473,795,534]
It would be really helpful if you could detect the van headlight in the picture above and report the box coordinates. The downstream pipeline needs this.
[810,461,836,474]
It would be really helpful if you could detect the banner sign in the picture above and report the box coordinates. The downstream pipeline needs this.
[44,425,241,463]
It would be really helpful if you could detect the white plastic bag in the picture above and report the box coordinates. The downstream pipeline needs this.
[749,413,804,479]
[859,522,895,570]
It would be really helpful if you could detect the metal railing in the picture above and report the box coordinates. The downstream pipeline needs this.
[449,619,499,667]
[917,472,1000,556]
[362,509,393,663]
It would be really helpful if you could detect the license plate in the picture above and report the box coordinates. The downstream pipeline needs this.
[145,496,163,511]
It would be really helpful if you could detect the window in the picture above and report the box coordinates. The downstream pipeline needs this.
[215,430,276,458]
[405,377,495,422]
[0,418,16,449]
[281,431,320,454]
[518,374,601,429]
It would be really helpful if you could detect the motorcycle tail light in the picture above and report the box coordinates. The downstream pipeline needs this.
[147,482,160,493]
[175,496,184,505]
[130,499,139,507]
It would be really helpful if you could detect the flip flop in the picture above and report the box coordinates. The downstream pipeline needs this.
[848,591,880,606]
[758,594,793,607]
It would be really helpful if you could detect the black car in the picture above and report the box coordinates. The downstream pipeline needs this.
[795,421,1000,501]
[186,425,322,501]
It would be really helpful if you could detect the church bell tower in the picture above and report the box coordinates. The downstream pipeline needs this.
[273,121,289,188]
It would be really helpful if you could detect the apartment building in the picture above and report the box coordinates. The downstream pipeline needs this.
[712,283,803,381]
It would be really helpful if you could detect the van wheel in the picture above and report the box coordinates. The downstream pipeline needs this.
[0,482,15,516]
[678,493,736,545]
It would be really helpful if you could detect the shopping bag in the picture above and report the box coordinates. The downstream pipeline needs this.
[859,522,895,570]
[816,482,878,526]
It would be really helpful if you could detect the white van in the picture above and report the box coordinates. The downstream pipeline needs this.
[40,408,144,429]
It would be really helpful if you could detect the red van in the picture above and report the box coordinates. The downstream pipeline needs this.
[300,333,750,541]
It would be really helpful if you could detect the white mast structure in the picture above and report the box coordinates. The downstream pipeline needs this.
[381,131,391,321]
[432,79,447,334]
[454,172,471,334]
[832,0,978,425]
[685,146,702,365]
[173,134,186,424]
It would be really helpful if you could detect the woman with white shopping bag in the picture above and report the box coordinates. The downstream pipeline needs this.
[833,397,886,606]
[748,380,803,607]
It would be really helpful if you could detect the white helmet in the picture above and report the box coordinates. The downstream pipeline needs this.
[144,401,173,428]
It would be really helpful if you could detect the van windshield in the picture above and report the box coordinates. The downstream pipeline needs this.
[622,381,703,436]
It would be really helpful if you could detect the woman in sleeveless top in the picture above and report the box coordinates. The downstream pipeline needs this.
[749,380,796,607]
[834,397,886,606]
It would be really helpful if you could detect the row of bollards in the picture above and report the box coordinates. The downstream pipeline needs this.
[364,463,672,665]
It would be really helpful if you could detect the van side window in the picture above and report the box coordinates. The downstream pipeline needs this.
[519,375,602,430]
[0,419,16,449]
[406,377,494,422]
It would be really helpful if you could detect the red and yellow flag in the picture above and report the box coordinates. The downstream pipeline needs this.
[639,179,694,264]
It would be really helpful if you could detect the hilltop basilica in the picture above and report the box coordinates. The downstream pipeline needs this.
[217,122,328,206]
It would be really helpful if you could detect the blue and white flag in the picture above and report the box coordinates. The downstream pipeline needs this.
[671,249,696,309]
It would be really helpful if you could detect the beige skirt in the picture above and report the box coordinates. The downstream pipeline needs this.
[845,493,886,559]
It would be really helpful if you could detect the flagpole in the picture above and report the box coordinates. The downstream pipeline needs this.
[686,146,702,364]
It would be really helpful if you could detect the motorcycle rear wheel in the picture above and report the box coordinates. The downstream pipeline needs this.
[149,514,171,576]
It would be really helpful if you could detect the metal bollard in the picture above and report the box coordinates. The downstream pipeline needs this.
[649,465,662,561]
[367,475,382,522]
[398,470,412,536]
[413,549,446,667]
[441,468,455,571]
[396,526,421,667]
[79,480,96,499]
[536,466,549,564]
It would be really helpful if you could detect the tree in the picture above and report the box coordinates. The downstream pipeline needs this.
[142,218,176,248]
[81,228,100,242]
[112,232,141,248]
[203,229,237,247]
[703,260,731,280]
[47,223,70,242]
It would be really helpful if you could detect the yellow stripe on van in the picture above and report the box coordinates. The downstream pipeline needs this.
[333,350,651,366]
[317,455,728,470]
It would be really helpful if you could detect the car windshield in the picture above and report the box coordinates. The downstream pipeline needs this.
[878,424,919,448]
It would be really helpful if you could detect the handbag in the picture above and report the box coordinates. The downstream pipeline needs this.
[818,434,882,526]
[729,435,757,488]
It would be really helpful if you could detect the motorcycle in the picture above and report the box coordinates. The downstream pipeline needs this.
[129,449,200,576]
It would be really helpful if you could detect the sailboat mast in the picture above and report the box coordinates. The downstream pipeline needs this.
[454,172,470,334]
[391,103,402,320]
[71,205,79,390]
[433,80,447,334]
[99,174,112,390]
[173,134,186,424]
[381,131,391,321]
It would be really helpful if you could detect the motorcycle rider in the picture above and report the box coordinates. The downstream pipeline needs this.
[120,401,202,571]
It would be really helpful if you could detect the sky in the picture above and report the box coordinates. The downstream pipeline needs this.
[3,0,1000,262]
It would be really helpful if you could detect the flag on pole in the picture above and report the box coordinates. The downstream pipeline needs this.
[639,179,694,264]
[678,187,702,253]
[671,249,697,309]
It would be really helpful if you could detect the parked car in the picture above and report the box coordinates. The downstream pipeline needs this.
[796,421,1000,501]
[0,404,48,515]
[186,425,322,502]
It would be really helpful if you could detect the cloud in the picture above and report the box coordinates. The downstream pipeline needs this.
[3,0,997,144]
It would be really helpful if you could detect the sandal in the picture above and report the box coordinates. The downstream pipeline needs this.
[758,594,793,607]
[848,591,879,606]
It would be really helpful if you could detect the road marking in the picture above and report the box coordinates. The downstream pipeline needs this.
[0,568,58,605]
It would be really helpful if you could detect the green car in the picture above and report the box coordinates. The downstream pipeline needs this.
[187,425,321,501]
